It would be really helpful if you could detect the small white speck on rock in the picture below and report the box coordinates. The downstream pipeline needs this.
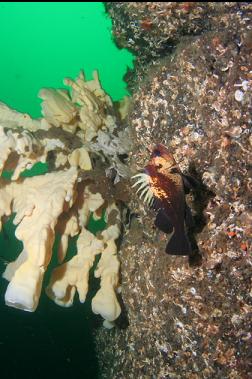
[190,287,196,295]
[234,90,244,102]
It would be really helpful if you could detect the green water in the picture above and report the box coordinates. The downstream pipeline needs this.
[0,2,134,117]
[0,3,133,378]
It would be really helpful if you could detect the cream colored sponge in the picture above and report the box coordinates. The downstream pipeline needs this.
[1,168,78,311]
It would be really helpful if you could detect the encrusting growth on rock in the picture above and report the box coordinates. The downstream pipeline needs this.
[94,3,252,378]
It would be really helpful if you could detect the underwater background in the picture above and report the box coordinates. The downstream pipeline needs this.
[0,3,133,378]
[1,2,251,379]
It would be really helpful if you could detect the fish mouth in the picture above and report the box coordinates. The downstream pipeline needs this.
[162,161,178,171]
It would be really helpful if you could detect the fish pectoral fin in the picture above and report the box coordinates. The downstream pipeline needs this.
[154,209,174,234]
[182,174,200,194]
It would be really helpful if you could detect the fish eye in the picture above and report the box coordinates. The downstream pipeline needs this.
[153,149,161,157]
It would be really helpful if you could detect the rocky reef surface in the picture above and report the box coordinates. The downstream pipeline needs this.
[95,3,252,378]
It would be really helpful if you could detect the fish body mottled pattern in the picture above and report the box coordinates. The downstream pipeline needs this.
[133,144,193,255]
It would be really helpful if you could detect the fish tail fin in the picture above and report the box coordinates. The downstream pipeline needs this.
[165,226,192,256]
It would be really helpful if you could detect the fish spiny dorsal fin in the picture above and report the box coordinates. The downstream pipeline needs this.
[132,172,154,206]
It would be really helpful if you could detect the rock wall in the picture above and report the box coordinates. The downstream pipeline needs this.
[95,3,252,378]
